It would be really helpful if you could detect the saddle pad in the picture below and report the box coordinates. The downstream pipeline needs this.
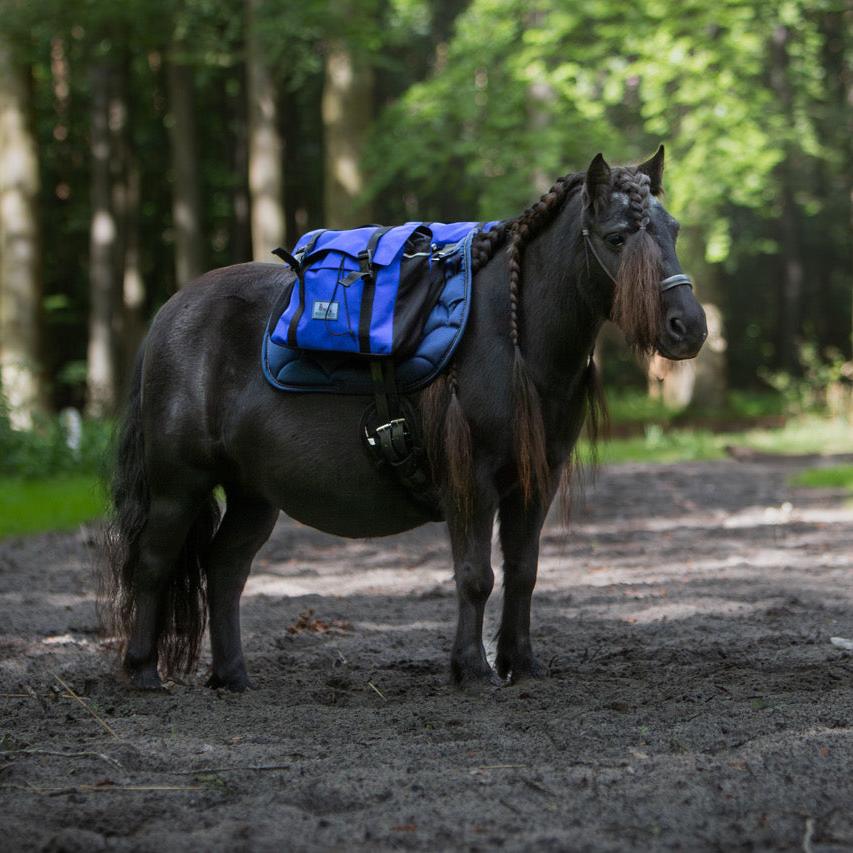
[262,228,476,395]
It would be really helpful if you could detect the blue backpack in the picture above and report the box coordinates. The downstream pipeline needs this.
[270,221,496,359]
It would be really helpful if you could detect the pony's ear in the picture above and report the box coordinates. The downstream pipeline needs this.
[583,153,612,213]
[638,145,665,194]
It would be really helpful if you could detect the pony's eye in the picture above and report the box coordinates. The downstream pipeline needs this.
[604,233,625,249]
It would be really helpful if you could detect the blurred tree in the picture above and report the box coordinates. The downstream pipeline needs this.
[167,29,206,285]
[323,38,374,228]
[246,0,285,257]
[321,1,381,228]
[0,34,46,427]
[86,56,118,416]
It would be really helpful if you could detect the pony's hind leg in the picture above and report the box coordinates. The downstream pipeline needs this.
[123,484,215,689]
[205,487,279,691]
[494,487,552,681]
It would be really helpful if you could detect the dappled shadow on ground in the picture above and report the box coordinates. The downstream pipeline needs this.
[2,455,853,851]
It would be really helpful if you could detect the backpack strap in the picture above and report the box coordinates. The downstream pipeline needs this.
[272,229,325,272]
[272,231,328,348]
[356,226,393,354]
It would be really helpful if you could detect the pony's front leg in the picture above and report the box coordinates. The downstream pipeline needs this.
[495,484,554,681]
[448,503,499,685]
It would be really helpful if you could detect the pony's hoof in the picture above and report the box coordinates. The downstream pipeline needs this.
[495,652,549,682]
[457,669,505,691]
[126,667,164,691]
[206,672,255,692]
[451,656,503,689]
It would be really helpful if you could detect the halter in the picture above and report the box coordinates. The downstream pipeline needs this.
[581,228,693,292]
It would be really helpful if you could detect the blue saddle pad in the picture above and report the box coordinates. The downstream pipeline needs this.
[262,226,479,395]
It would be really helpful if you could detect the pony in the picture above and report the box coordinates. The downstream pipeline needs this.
[100,148,707,691]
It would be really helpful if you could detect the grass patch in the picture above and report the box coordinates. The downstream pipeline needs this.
[0,475,106,539]
[790,465,853,491]
[605,388,787,426]
[584,417,853,465]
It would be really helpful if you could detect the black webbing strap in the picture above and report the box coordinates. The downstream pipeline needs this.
[272,232,326,348]
[357,226,392,354]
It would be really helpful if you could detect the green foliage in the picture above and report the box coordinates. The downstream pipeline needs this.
[590,416,853,465]
[0,0,849,416]
[759,343,851,415]
[0,401,112,480]
[790,465,853,491]
[0,476,105,539]
[606,388,787,425]
[606,389,678,424]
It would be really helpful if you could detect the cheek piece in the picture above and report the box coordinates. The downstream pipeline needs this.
[581,227,694,293]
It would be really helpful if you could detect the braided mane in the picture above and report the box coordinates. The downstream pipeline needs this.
[425,165,659,516]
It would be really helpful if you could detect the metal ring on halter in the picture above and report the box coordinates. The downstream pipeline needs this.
[659,273,693,292]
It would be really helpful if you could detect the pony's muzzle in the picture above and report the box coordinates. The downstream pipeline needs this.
[657,283,708,360]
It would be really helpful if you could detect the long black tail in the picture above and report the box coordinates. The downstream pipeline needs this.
[98,347,221,675]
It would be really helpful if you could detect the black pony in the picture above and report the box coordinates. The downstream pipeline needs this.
[100,148,706,691]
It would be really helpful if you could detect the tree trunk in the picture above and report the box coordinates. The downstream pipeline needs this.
[770,25,804,372]
[86,61,119,417]
[121,152,146,380]
[322,39,373,228]
[0,38,45,428]
[246,0,285,259]
[525,8,553,195]
[166,52,205,285]
[229,64,251,263]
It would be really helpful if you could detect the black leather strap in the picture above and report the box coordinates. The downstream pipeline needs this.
[357,226,392,354]
[274,232,326,348]
[286,279,305,347]
[363,369,436,512]
[271,247,301,270]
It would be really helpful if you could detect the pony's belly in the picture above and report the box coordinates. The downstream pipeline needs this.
[253,449,437,538]
[230,389,439,538]
[275,483,435,539]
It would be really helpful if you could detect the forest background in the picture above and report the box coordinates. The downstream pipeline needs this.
[0,0,850,525]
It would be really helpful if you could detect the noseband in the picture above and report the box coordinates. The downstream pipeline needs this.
[581,228,693,292]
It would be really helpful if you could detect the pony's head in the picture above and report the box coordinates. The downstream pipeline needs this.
[581,147,707,359]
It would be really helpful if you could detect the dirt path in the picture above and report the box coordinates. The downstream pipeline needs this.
[2,456,853,852]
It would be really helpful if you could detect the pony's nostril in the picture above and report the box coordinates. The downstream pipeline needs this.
[668,316,687,339]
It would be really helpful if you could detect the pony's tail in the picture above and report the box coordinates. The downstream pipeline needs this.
[98,347,220,675]
[511,346,549,505]
[421,368,474,523]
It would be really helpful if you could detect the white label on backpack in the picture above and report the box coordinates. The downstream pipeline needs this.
[312,301,339,321]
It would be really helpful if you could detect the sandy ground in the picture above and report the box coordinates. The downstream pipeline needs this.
[2,455,853,852]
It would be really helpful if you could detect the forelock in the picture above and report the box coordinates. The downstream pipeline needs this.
[613,168,651,231]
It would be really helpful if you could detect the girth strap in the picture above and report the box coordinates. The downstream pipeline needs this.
[367,359,433,504]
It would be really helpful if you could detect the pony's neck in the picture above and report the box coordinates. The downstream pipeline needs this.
[517,195,605,397]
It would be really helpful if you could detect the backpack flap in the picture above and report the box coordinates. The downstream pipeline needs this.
[271,222,430,357]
